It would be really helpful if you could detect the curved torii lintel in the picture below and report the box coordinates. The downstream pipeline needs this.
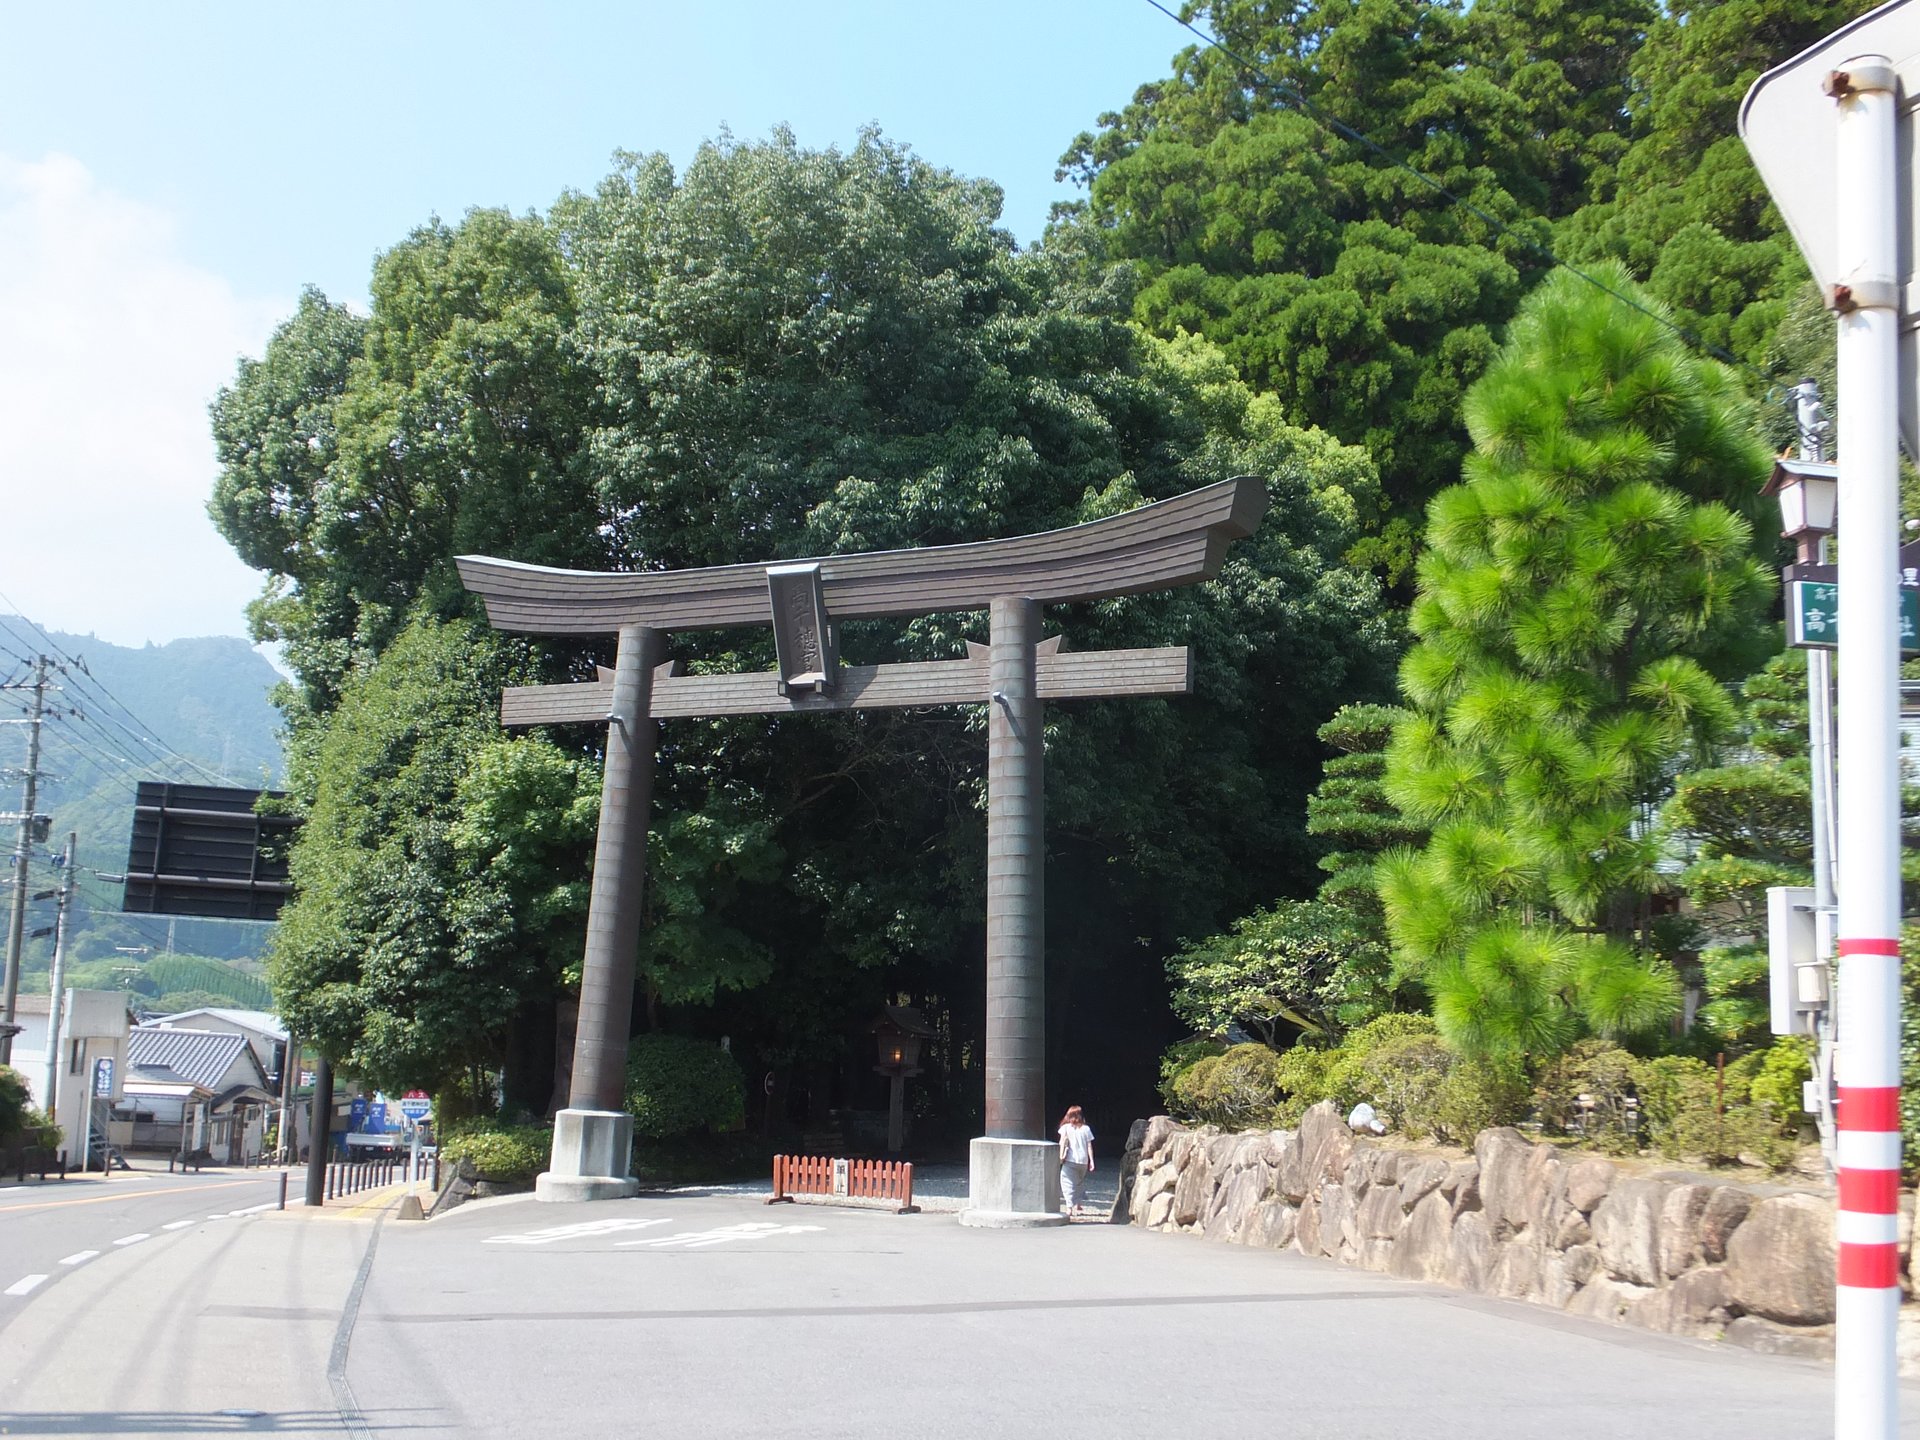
[455,475,1268,636]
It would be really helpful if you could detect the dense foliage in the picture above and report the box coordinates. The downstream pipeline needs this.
[624,1034,747,1141]
[1377,266,1772,1058]
[217,131,1396,1113]
[209,8,1904,1158]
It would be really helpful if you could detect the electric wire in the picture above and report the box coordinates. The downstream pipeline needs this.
[1137,0,1785,394]
[0,594,232,786]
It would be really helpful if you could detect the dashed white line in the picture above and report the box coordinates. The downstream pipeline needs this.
[4,1274,48,1296]
[162,1219,195,1230]
[225,1201,278,1216]
[56,1251,98,1267]
[112,1233,150,1247]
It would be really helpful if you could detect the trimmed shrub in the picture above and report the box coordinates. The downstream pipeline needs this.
[624,1034,745,1141]
[1269,1014,1526,1141]
[1156,1039,1226,1113]
[438,1122,552,1187]
[1166,1043,1283,1129]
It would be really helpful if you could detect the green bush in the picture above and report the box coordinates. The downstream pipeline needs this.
[1165,1043,1284,1129]
[1156,1039,1226,1112]
[1274,1013,1441,1124]
[0,1066,27,1142]
[438,1122,552,1187]
[1353,1029,1452,1139]
[1429,1057,1530,1144]
[1267,1014,1524,1141]
[624,1034,746,1140]
[1749,1036,1813,1121]
[1532,1040,1639,1153]
[1633,1053,1796,1170]
[20,1107,61,1152]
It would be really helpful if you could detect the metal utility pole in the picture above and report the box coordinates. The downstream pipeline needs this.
[1828,56,1905,1439]
[1,654,52,1065]
[40,832,75,1120]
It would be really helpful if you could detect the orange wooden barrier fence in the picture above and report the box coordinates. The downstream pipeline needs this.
[769,1153,917,1213]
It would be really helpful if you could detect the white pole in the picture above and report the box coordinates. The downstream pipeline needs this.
[1830,53,1902,1440]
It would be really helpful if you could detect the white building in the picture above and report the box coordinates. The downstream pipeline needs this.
[121,1025,276,1163]
[6,990,133,1168]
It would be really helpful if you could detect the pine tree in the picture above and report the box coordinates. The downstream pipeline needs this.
[1378,263,1774,1058]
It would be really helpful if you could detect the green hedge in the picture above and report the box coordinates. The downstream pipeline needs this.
[438,1122,552,1187]
[624,1034,745,1141]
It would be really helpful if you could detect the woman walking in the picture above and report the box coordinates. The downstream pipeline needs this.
[1058,1105,1095,1218]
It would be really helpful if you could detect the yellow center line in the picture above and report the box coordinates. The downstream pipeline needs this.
[0,1178,267,1214]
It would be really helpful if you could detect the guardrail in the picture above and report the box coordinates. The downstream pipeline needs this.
[768,1154,917,1213]
[324,1155,399,1201]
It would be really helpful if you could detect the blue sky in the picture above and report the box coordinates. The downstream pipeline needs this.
[0,1,1188,645]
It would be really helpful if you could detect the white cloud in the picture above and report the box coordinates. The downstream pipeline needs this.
[0,152,283,646]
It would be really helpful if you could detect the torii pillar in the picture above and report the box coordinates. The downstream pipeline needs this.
[458,476,1267,1217]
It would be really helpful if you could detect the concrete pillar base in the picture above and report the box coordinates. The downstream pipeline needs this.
[959,1136,1066,1229]
[534,1108,638,1204]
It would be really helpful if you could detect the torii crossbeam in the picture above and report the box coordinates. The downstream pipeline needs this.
[458,476,1266,1220]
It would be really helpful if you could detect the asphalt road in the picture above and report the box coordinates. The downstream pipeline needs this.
[0,1167,290,1333]
[348,1192,1919,1440]
[4,1185,1919,1439]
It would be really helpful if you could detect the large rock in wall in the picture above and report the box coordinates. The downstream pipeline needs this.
[1122,1105,1902,1364]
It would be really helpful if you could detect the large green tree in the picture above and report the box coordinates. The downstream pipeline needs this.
[211,210,600,712]
[1055,0,1655,574]
[266,617,585,1096]
[1555,0,1881,378]
[1378,264,1774,1059]
[220,130,1397,1117]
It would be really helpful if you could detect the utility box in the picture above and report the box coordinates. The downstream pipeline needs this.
[1767,885,1820,1035]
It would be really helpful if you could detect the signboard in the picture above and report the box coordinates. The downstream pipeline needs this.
[92,1056,114,1098]
[399,1091,432,1122]
[122,780,298,921]
[1786,578,1920,650]
[1739,0,1920,458]
[831,1158,849,1197]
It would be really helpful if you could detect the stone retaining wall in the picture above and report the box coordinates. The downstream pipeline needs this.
[1123,1103,1911,1360]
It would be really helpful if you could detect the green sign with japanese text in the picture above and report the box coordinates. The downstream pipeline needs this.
[1786,579,1920,654]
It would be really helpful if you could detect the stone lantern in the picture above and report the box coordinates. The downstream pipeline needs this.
[871,1006,935,1153]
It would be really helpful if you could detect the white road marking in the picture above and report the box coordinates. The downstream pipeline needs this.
[485,1217,670,1246]
[617,1221,824,1249]
[5,1274,48,1296]
[162,1220,194,1230]
[225,1201,279,1216]
[113,1233,150,1246]
[57,1251,98,1266]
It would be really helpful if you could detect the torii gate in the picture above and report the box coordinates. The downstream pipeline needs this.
[457,475,1266,1223]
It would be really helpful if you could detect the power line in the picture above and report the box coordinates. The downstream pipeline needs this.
[0,596,232,786]
[1137,0,1783,395]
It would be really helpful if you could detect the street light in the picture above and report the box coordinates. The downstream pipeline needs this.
[871,1006,934,1154]
[1763,384,1840,1178]
[1764,455,1839,560]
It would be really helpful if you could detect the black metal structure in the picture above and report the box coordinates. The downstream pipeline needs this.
[122,782,296,921]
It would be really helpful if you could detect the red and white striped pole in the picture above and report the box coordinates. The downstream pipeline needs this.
[1831,53,1903,1440]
